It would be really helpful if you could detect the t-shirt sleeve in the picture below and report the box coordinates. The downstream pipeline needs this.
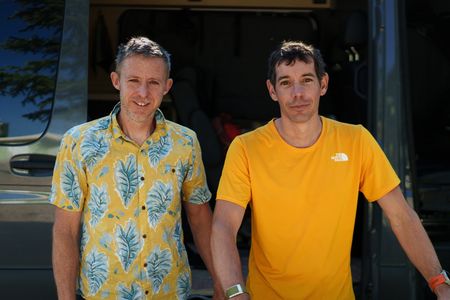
[48,132,87,211]
[216,136,251,208]
[182,133,212,204]
[359,127,401,201]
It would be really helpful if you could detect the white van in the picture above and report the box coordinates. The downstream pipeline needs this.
[1,0,449,299]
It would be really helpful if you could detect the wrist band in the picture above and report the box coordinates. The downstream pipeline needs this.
[225,283,247,299]
[428,270,450,292]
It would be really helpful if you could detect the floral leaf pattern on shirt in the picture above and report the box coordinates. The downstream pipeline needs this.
[177,271,191,300]
[115,219,142,272]
[146,246,172,293]
[149,134,172,167]
[50,110,211,298]
[173,221,183,257]
[88,184,110,227]
[81,133,109,171]
[179,129,194,147]
[175,160,189,188]
[80,222,89,252]
[83,248,109,295]
[147,181,174,229]
[92,117,111,131]
[49,183,57,204]
[117,282,143,300]
[61,162,81,209]
[67,125,81,140]
[115,155,138,208]
[98,166,110,179]
[189,186,210,204]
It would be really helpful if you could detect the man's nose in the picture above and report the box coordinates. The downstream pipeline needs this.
[292,83,305,97]
[137,83,149,97]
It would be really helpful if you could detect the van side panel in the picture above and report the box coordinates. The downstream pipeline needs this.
[0,0,88,298]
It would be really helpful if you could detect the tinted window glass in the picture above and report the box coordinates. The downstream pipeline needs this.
[0,0,64,143]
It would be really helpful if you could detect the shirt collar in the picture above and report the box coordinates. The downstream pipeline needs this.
[109,102,167,141]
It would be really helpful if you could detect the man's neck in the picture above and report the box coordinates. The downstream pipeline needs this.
[117,112,155,146]
[275,115,322,148]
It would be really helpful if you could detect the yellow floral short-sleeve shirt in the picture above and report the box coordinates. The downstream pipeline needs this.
[49,105,211,299]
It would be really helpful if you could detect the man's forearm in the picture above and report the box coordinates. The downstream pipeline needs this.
[387,202,441,280]
[185,203,225,299]
[388,208,450,298]
[211,221,247,299]
[379,187,443,280]
[52,227,80,300]
[378,187,450,298]
[189,206,215,276]
[391,210,442,278]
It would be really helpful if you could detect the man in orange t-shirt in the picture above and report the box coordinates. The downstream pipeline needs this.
[211,41,450,299]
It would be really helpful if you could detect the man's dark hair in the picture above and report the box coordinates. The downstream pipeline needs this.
[267,41,326,85]
[115,36,171,75]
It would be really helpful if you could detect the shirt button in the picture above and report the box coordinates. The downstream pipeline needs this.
[142,205,146,210]
[140,176,145,181]
[144,263,148,267]
[143,234,147,239]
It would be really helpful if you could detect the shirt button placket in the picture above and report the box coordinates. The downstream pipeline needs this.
[136,149,149,296]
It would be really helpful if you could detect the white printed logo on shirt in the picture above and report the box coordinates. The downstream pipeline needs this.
[331,152,349,162]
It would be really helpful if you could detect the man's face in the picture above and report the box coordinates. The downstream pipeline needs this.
[266,59,328,124]
[110,55,173,124]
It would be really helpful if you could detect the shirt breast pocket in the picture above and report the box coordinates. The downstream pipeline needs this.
[161,159,190,192]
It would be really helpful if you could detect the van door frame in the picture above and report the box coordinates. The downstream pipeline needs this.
[363,0,417,299]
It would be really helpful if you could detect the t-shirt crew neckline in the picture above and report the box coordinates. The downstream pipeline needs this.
[268,116,327,153]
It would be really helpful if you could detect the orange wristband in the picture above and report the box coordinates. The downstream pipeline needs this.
[428,270,450,292]
[429,274,445,291]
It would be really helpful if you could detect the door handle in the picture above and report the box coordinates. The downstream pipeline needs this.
[10,154,56,177]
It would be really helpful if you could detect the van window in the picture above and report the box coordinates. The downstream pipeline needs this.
[0,0,64,143]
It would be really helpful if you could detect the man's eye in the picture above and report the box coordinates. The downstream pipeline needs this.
[149,80,160,85]
[280,81,290,86]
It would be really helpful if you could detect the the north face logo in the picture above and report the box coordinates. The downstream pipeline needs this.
[331,153,349,162]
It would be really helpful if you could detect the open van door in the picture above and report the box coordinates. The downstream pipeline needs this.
[365,0,450,299]
[0,0,88,297]
[363,0,418,298]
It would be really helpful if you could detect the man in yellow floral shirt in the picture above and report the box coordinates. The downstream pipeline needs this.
[50,37,221,299]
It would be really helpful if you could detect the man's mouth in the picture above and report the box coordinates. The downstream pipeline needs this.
[290,103,309,110]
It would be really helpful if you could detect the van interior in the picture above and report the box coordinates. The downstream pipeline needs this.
[407,1,450,298]
[86,0,450,298]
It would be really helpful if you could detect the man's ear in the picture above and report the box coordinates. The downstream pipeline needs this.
[266,79,278,101]
[111,72,120,90]
[320,73,329,96]
[163,78,173,95]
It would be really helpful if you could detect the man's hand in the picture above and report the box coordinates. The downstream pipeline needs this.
[435,284,450,299]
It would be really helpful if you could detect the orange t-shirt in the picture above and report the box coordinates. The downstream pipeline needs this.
[217,117,400,299]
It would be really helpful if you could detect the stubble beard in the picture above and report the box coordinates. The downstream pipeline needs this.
[121,101,154,124]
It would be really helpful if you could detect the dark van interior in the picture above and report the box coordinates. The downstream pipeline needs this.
[407,1,450,298]
[86,0,450,298]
